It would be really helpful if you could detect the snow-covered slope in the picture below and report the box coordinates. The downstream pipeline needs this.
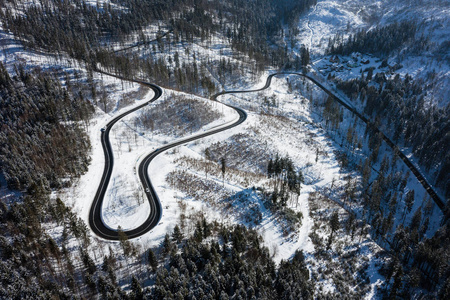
[294,0,449,106]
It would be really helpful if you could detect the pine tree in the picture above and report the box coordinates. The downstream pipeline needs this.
[361,158,371,191]
[390,265,404,298]
[409,208,422,232]
[194,221,204,242]
[327,211,340,250]
[202,218,211,238]
[403,190,415,224]
[294,170,304,207]
[131,276,144,300]
[221,157,226,187]
[267,159,274,178]
[148,249,158,272]
[300,46,310,68]
[172,224,183,244]
[118,226,133,257]
[80,248,96,275]
[162,233,173,256]
[204,148,211,179]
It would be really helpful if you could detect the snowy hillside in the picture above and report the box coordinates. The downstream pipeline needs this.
[0,0,448,298]
[294,0,449,106]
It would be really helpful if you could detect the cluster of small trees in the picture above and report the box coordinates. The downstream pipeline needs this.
[206,133,271,174]
[263,154,305,235]
[307,192,375,298]
[357,152,442,278]
[267,154,304,207]
[322,95,344,131]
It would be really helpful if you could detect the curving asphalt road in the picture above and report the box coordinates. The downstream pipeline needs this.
[90,71,445,240]
[89,70,267,240]
[89,71,163,240]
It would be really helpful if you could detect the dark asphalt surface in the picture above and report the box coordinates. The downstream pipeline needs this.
[90,71,445,240]
[277,72,444,211]
[90,71,253,240]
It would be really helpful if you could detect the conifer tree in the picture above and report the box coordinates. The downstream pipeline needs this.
[327,211,340,250]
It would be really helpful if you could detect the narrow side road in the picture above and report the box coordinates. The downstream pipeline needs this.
[113,29,173,53]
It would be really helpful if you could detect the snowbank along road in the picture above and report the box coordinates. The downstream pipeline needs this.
[89,70,445,240]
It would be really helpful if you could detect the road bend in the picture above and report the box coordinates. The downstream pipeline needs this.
[90,71,445,241]
[89,70,270,240]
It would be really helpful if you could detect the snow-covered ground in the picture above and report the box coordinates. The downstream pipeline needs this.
[1,1,447,295]
[294,0,449,107]
[295,0,377,56]
[118,75,362,262]
[54,71,341,263]
[102,91,238,230]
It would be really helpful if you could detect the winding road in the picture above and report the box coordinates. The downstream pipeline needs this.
[90,71,445,240]
[89,72,163,240]
[90,70,270,240]
[289,73,446,211]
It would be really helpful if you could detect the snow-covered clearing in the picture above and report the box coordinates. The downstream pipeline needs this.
[296,0,369,55]
[136,75,356,262]
[52,70,338,262]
